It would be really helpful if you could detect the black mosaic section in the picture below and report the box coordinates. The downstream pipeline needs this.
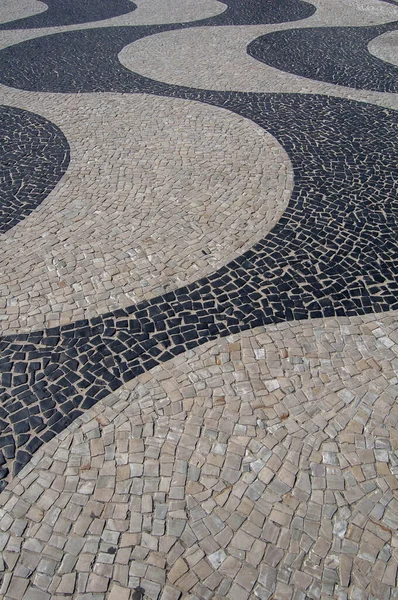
[0,105,70,233]
[0,92,397,488]
[0,26,159,94]
[247,21,398,92]
[0,0,137,30]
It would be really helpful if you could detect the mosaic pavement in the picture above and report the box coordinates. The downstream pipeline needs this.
[0,0,398,598]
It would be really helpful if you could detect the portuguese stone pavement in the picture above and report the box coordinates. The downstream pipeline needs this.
[0,0,398,598]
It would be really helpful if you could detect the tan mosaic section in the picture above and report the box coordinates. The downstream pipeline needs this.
[309,0,398,25]
[368,30,398,68]
[0,311,398,599]
[0,92,292,334]
[0,0,47,24]
[128,0,226,25]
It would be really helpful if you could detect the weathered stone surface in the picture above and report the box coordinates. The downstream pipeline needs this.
[1,0,398,599]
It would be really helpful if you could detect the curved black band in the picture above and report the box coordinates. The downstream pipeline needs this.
[0,105,70,234]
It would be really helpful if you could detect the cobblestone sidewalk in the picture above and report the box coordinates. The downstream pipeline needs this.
[0,0,398,598]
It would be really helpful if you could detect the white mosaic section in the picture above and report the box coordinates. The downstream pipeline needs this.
[129,0,226,25]
[309,0,398,25]
[368,30,398,67]
[0,0,47,24]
